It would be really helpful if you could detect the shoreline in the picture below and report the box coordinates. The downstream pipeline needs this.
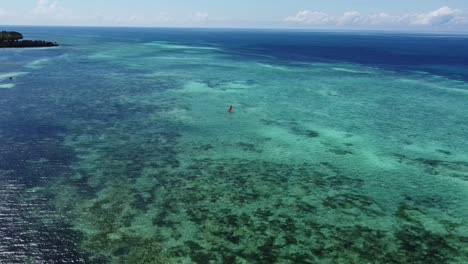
[0,40,58,48]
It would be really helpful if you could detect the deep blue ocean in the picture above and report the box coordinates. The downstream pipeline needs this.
[1,27,468,263]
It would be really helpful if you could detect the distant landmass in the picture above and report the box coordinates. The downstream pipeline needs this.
[0,31,58,48]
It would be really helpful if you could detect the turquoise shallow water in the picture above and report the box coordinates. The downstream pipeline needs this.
[1,27,468,263]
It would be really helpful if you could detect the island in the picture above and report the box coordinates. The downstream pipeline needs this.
[0,31,58,48]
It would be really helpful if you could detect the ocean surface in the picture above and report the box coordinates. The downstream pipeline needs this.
[1,26,468,263]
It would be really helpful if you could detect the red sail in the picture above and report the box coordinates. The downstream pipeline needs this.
[228,105,233,113]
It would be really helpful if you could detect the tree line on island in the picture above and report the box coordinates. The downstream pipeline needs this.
[0,31,58,48]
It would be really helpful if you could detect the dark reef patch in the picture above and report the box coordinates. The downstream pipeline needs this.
[393,153,468,180]
[237,142,262,153]
[436,149,451,155]
[195,144,214,151]
[305,130,320,138]
[329,148,353,155]
[324,193,374,209]
[394,202,468,264]
[290,126,320,139]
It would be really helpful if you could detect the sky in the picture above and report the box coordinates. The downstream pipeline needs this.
[1,0,468,31]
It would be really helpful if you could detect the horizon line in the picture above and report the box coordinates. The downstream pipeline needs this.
[2,24,468,35]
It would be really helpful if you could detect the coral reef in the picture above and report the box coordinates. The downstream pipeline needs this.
[2,32,468,263]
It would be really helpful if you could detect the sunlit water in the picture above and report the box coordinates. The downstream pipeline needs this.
[1,27,468,263]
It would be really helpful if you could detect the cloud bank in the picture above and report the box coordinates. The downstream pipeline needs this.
[1,1,468,31]
[285,7,468,29]
[0,0,210,27]
[33,0,80,22]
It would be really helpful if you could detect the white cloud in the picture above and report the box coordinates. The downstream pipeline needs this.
[122,12,175,26]
[412,7,465,26]
[367,13,402,25]
[337,11,364,25]
[190,12,209,23]
[285,10,331,24]
[2,3,467,30]
[34,0,61,16]
[1,1,207,27]
[33,0,80,23]
[285,6,468,29]
[0,7,19,22]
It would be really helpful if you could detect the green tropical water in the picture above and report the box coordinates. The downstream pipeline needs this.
[1,28,468,263]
